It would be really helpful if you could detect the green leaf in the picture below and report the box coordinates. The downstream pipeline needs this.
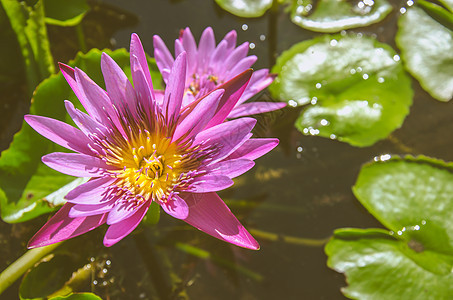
[0,0,55,95]
[289,0,392,33]
[50,294,102,300]
[44,0,90,27]
[396,6,453,102]
[326,156,453,299]
[0,48,162,223]
[214,0,273,17]
[270,34,413,147]
[326,228,453,300]
[353,155,453,255]
[142,199,160,225]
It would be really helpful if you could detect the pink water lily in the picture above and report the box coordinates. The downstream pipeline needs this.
[153,27,286,118]
[25,34,278,250]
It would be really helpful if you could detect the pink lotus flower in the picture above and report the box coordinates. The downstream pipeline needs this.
[153,27,286,118]
[25,34,278,250]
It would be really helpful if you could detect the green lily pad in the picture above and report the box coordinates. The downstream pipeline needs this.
[44,0,90,27]
[270,34,413,147]
[214,0,273,17]
[289,0,392,33]
[326,156,453,299]
[0,49,162,223]
[396,6,453,102]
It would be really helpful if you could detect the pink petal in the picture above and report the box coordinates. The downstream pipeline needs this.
[204,69,252,128]
[194,117,256,162]
[161,195,189,219]
[182,192,259,250]
[153,35,174,82]
[131,55,155,120]
[228,102,287,118]
[74,68,126,138]
[227,138,279,161]
[205,158,255,178]
[103,201,150,247]
[223,30,237,50]
[101,53,138,118]
[69,200,116,218]
[173,89,224,142]
[130,33,153,94]
[221,42,249,74]
[24,115,93,155]
[197,27,216,71]
[238,69,276,104]
[210,40,229,71]
[226,56,257,79]
[179,27,198,74]
[106,200,144,225]
[64,101,109,138]
[28,203,107,249]
[42,152,114,177]
[65,176,116,204]
[163,52,186,127]
[186,175,234,193]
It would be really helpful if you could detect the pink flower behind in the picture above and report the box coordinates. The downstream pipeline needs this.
[154,27,286,118]
[25,34,279,250]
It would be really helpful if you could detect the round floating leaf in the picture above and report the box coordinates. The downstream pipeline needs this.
[289,0,392,32]
[326,228,453,300]
[396,6,453,102]
[270,34,413,147]
[353,155,453,254]
[44,0,90,27]
[325,156,453,299]
[0,48,162,223]
[214,0,273,17]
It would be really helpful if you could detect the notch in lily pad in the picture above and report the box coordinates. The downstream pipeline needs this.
[326,155,453,299]
[270,34,413,147]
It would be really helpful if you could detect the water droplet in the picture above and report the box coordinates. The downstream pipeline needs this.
[421,220,426,225]
[413,225,420,230]
[380,154,391,161]
[357,32,363,38]
[309,128,320,135]
[340,30,347,36]
[357,1,365,9]
[320,119,329,126]
[397,231,403,235]
[311,97,318,105]
[90,257,95,262]
[377,77,385,83]
[259,34,266,41]
[393,54,400,62]
[297,146,303,152]
[242,24,248,31]
[315,83,322,89]
[350,69,356,75]
[362,74,369,80]
[93,280,98,285]
[364,0,374,5]
[407,0,414,6]
[288,100,298,107]
[249,43,256,49]
[330,134,337,139]
[303,128,309,134]
[400,7,407,14]
[102,268,108,274]
[296,5,304,14]
[106,260,111,266]
[330,39,338,47]
[356,66,363,72]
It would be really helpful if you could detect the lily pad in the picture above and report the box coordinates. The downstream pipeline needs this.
[326,156,453,299]
[289,0,392,33]
[0,49,162,223]
[44,0,90,27]
[50,294,102,300]
[270,34,412,147]
[396,6,453,102]
[214,0,273,17]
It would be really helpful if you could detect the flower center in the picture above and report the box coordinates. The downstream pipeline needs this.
[187,73,221,97]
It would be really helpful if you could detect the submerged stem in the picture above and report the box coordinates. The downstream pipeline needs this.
[0,242,61,295]
[249,229,330,247]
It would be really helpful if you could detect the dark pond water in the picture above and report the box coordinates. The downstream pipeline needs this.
[2,0,453,299]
